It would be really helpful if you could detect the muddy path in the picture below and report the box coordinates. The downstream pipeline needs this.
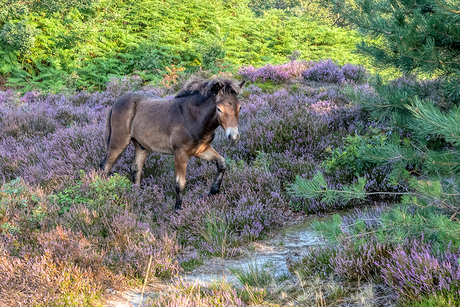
[104,214,326,307]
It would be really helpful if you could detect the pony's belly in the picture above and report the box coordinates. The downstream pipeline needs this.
[131,125,173,154]
[148,144,174,155]
[131,133,173,154]
[140,138,173,154]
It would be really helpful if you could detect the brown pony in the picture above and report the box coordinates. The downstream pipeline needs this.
[100,77,244,210]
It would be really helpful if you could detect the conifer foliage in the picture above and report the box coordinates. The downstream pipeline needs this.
[323,0,460,77]
[289,0,460,217]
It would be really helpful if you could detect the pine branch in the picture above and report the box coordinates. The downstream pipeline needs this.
[406,97,460,146]
[287,171,399,206]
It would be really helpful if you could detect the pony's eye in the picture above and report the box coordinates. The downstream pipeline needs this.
[217,107,222,113]
[239,106,242,111]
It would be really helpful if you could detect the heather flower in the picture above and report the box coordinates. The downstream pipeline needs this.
[303,59,344,84]
[238,60,310,83]
[341,63,368,83]
[379,242,460,300]
[332,238,391,281]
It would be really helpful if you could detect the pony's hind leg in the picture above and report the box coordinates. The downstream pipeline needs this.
[196,146,227,195]
[130,139,149,184]
[101,135,131,176]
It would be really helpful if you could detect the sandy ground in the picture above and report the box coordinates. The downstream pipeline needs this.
[103,214,326,307]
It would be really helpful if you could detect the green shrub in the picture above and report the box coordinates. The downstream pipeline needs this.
[56,171,132,213]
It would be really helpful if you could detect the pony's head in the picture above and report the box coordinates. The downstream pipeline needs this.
[176,77,245,145]
[213,79,244,145]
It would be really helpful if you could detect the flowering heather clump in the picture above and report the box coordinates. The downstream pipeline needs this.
[0,69,383,305]
[169,166,286,256]
[266,152,316,183]
[239,60,368,85]
[309,100,338,114]
[105,229,181,278]
[0,89,19,106]
[238,60,310,83]
[379,242,460,301]
[341,63,368,83]
[332,239,391,281]
[0,252,109,306]
[244,91,337,160]
[303,60,369,85]
[303,59,344,84]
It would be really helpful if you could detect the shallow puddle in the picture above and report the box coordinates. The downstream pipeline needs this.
[181,215,326,285]
[104,215,328,306]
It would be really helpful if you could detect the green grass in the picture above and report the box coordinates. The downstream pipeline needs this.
[180,257,204,272]
[402,291,460,307]
[229,261,273,287]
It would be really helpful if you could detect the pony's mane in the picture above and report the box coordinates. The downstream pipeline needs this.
[175,77,242,98]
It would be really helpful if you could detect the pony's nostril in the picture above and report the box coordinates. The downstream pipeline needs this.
[229,134,240,141]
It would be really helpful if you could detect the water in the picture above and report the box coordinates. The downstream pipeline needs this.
[104,216,326,306]
[181,216,325,285]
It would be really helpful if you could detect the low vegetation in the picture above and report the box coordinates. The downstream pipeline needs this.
[0,0,366,93]
[0,59,373,305]
[2,54,460,305]
[2,0,460,305]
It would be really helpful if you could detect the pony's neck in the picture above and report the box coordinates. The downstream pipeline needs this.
[182,93,219,139]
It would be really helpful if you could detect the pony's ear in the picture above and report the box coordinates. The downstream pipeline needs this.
[239,80,245,88]
[211,81,224,94]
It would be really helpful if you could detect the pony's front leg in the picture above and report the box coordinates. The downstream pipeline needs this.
[174,151,188,211]
[196,146,227,195]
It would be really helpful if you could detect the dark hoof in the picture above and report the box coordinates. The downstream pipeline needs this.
[209,189,220,196]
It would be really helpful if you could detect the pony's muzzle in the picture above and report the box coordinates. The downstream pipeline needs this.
[226,127,240,145]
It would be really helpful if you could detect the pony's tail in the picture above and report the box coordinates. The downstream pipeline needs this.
[100,107,113,171]
[104,107,113,152]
